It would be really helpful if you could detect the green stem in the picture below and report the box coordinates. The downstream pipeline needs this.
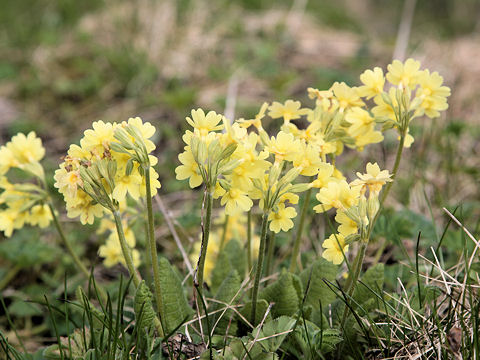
[265,231,276,280]
[340,240,367,327]
[289,186,312,272]
[340,131,407,327]
[250,211,269,325]
[144,166,166,337]
[219,214,229,251]
[247,210,252,275]
[195,189,213,291]
[379,133,406,207]
[112,210,141,288]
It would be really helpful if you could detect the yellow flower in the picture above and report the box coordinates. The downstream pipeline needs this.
[54,166,83,199]
[330,82,364,112]
[322,233,348,265]
[0,147,17,175]
[66,191,105,225]
[186,109,224,137]
[314,180,360,213]
[0,209,17,237]
[221,188,253,215]
[386,58,421,88]
[140,167,161,197]
[345,107,375,138]
[351,162,392,194]
[293,144,323,176]
[113,172,143,201]
[99,237,140,268]
[268,100,309,123]
[335,210,357,236]
[29,204,53,228]
[311,162,335,189]
[175,147,203,188]
[0,132,45,175]
[268,203,297,233]
[416,70,450,118]
[80,120,115,152]
[358,67,385,99]
[238,102,268,130]
[265,131,302,162]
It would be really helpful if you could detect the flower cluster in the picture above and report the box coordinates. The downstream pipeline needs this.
[0,132,52,237]
[360,58,451,147]
[54,117,161,225]
[314,162,392,264]
[177,59,450,265]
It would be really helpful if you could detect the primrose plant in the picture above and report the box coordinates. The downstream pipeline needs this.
[0,58,450,358]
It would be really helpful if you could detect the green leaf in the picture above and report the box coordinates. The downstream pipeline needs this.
[210,270,242,335]
[253,316,296,352]
[158,257,194,334]
[260,271,303,317]
[134,280,157,334]
[211,239,246,292]
[300,258,338,309]
[8,299,42,317]
[239,299,271,328]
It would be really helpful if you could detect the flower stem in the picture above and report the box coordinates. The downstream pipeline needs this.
[340,240,367,327]
[250,211,269,325]
[48,203,108,303]
[289,186,312,272]
[195,189,213,291]
[112,210,142,288]
[219,214,229,251]
[340,131,406,327]
[144,166,166,337]
[265,231,276,280]
[247,210,252,275]
[379,133,406,207]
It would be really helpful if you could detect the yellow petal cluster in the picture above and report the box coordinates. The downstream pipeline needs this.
[0,132,52,237]
[54,118,161,225]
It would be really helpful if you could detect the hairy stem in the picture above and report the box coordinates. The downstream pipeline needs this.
[112,210,141,288]
[195,189,213,291]
[265,231,276,280]
[250,211,269,325]
[340,131,406,327]
[289,186,312,272]
[340,240,368,327]
[145,166,166,337]
[247,210,253,275]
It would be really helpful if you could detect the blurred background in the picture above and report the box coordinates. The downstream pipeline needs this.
[1,0,480,202]
[1,0,480,351]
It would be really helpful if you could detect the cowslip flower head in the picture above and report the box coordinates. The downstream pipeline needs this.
[221,188,253,215]
[330,82,364,112]
[186,108,224,137]
[314,180,361,213]
[386,58,421,89]
[55,118,160,224]
[268,203,297,233]
[265,131,302,162]
[268,100,309,123]
[416,70,451,118]
[322,233,349,265]
[351,162,392,195]
[358,67,385,99]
